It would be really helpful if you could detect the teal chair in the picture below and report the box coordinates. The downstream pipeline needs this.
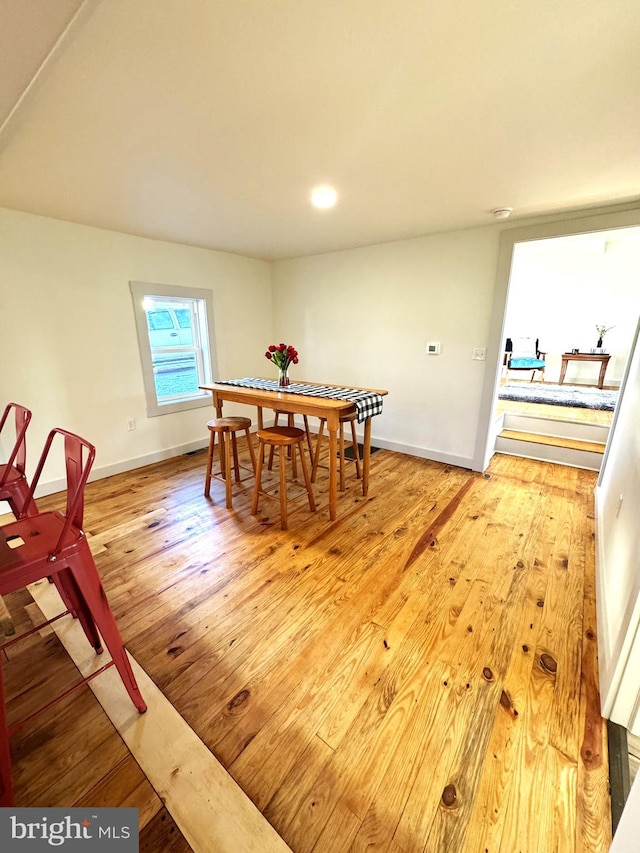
[505,337,546,382]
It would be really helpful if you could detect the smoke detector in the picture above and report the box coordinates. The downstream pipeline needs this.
[492,207,513,220]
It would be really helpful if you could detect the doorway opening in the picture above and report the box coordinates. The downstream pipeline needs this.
[474,208,640,474]
[492,228,640,467]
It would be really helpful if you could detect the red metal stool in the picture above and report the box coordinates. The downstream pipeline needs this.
[0,402,38,518]
[0,428,146,806]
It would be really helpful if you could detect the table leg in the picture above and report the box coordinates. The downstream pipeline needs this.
[362,418,372,497]
[339,422,345,492]
[256,407,265,464]
[598,362,607,389]
[327,414,339,521]
[559,358,568,385]
[213,391,223,418]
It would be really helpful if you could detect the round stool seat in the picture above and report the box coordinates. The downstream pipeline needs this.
[269,411,314,467]
[258,426,305,445]
[207,416,252,432]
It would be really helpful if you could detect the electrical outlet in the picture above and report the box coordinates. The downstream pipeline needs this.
[127,418,136,432]
[472,347,486,360]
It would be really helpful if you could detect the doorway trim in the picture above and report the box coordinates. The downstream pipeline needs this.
[473,203,640,472]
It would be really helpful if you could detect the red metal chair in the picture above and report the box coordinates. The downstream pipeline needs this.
[0,406,83,624]
[0,403,38,518]
[0,428,146,805]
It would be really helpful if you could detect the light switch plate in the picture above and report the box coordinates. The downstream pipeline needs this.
[426,342,441,355]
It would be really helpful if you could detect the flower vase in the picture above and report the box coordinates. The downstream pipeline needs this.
[597,337,603,348]
[278,366,290,387]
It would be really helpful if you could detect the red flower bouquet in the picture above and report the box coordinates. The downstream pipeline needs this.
[265,343,299,386]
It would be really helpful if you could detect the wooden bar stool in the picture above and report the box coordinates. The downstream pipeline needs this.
[252,426,316,530]
[311,412,361,491]
[268,410,314,469]
[204,417,256,509]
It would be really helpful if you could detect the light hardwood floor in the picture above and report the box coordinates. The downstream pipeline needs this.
[2,442,611,852]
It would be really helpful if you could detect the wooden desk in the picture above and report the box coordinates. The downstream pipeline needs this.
[559,353,611,389]
[200,381,387,521]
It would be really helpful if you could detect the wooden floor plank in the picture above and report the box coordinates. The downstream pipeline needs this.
[228,620,386,801]
[139,807,193,852]
[495,488,580,853]
[311,800,361,853]
[73,753,163,827]
[365,662,471,853]
[414,483,553,852]
[462,489,553,853]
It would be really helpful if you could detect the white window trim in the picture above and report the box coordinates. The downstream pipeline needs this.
[130,281,218,417]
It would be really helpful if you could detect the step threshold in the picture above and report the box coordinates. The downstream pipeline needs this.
[499,429,606,455]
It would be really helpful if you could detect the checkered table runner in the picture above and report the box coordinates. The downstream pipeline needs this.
[216,378,384,423]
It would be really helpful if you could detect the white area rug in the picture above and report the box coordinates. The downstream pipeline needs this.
[498,383,618,411]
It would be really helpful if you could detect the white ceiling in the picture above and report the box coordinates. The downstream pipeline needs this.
[1,0,639,261]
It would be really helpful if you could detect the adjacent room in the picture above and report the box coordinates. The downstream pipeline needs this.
[494,228,640,470]
[1,2,640,852]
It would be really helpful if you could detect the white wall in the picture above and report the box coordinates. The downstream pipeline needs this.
[0,207,272,489]
[272,227,501,468]
[596,317,640,733]
[505,233,640,386]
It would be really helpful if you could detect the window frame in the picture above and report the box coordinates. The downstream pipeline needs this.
[130,281,218,417]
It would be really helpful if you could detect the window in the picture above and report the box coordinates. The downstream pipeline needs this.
[130,281,217,417]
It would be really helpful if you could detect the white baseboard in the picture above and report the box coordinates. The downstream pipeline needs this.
[34,430,476,499]
[366,437,474,471]
[286,416,475,470]
[35,438,210,498]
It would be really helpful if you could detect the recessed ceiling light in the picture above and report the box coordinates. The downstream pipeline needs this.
[492,207,513,220]
[311,185,338,209]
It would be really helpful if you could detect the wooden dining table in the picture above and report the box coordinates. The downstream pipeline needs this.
[559,352,611,389]
[200,380,388,520]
